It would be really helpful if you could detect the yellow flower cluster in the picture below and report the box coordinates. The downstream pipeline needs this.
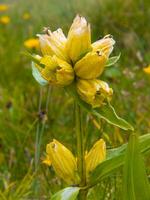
[33,15,115,107]
[43,139,106,184]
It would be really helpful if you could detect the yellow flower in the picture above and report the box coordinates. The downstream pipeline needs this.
[24,38,39,49]
[143,65,150,74]
[66,15,91,63]
[22,12,31,20]
[74,51,107,79]
[92,34,115,57]
[40,55,74,86]
[0,4,9,12]
[44,139,79,184]
[77,79,113,108]
[38,28,69,61]
[85,139,106,178]
[0,15,10,24]
[31,15,116,103]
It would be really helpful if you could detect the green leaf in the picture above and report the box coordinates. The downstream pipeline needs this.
[66,84,133,131]
[88,133,150,187]
[106,53,121,67]
[32,62,48,86]
[51,187,79,200]
[123,134,150,200]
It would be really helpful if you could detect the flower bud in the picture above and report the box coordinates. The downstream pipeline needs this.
[74,51,107,79]
[38,28,69,61]
[40,55,74,86]
[77,79,113,108]
[85,139,106,177]
[46,139,79,184]
[92,34,115,57]
[66,15,91,63]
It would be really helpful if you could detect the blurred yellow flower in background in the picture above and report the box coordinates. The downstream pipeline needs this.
[0,4,9,12]
[24,38,39,49]
[0,15,10,24]
[143,65,150,74]
[22,12,31,20]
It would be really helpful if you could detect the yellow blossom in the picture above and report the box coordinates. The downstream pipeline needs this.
[143,65,150,74]
[77,79,113,108]
[31,15,116,104]
[0,4,9,12]
[66,15,91,63]
[85,139,106,178]
[38,28,69,61]
[22,12,31,20]
[24,38,39,49]
[92,34,115,57]
[74,51,107,79]
[45,139,79,184]
[0,15,10,24]
[40,55,74,86]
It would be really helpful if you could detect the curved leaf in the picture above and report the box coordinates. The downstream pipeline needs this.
[66,84,133,131]
[51,187,79,200]
[32,62,48,86]
[106,53,121,67]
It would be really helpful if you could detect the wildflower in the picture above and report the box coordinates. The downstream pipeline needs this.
[38,55,74,86]
[76,79,113,108]
[143,65,150,74]
[74,51,107,79]
[0,15,10,24]
[22,12,31,20]
[43,138,106,182]
[24,38,39,49]
[66,15,91,63]
[0,4,9,12]
[44,139,79,184]
[85,139,106,178]
[31,15,116,107]
[38,28,69,61]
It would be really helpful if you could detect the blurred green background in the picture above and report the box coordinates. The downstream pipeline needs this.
[0,0,150,198]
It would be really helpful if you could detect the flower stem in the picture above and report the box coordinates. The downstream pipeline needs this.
[75,103,87,199]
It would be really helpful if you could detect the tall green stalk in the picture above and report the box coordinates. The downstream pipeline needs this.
[75,103,87,200]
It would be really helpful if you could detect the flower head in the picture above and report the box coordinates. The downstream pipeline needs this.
[44,139,79,184]
[31,15,116,107]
